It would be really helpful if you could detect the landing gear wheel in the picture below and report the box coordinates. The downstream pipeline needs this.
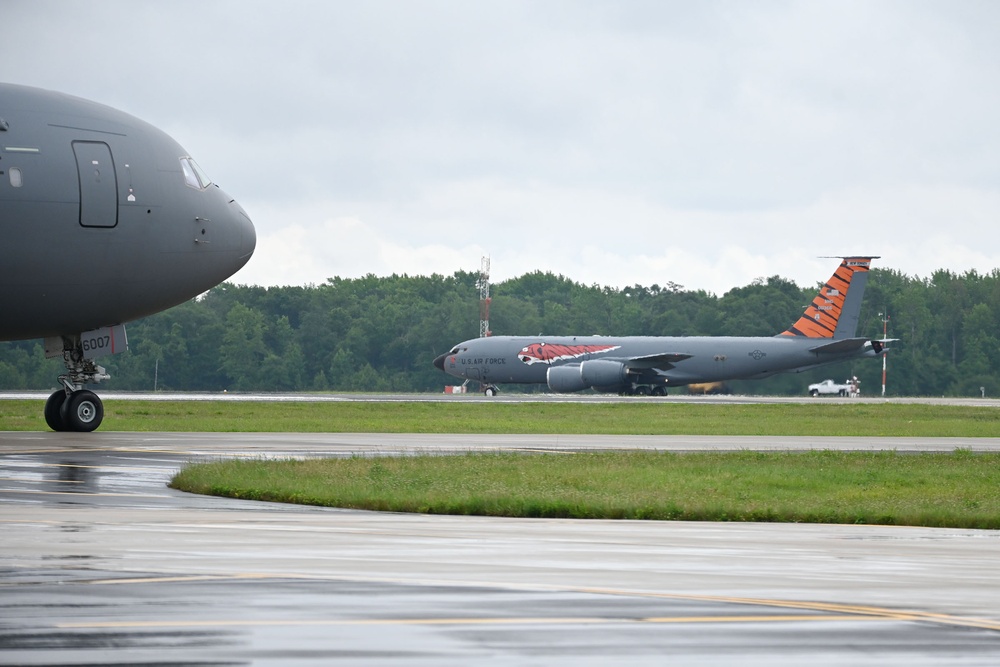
[47,333,114,432]
[44,390,69,431]
[484,385,498,397]
[60,390,104,432]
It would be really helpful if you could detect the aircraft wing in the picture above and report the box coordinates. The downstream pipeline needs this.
[625,352,693,370]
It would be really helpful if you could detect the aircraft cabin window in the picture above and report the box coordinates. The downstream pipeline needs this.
[9,167,22,187]
[179,157,213,190]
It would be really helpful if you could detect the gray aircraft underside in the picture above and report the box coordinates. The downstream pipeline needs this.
[0,83,255,430]
[435,257,885,395]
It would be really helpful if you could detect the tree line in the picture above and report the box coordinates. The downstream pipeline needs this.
[1,267,998,396]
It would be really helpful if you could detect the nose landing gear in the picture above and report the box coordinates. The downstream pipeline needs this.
[44,335,110,432]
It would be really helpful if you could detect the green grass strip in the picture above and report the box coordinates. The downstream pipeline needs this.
[2,400,1000,436]
[171,450,1000,529]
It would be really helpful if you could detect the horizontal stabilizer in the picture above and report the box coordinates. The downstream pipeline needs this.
[870,338,898,354]
[627,352,693,370]
[808,337,870,354]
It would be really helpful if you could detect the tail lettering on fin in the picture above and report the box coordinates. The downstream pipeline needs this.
[780,256,878,339]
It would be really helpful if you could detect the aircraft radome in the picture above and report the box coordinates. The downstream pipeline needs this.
[434,256,888,396]
[0,83,256,431]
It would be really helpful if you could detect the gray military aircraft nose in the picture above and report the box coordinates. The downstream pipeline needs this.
[0,83,259,431]
[218,194,257,275]
[237,205,256,265]
[433,353,447,371]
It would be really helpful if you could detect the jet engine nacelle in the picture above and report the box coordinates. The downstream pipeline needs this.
[581,359,629,388]
[546,359,629,393]
[546,365,587,393]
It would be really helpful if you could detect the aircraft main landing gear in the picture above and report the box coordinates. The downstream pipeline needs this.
[44,335,110,432]
[45,388,104,432]
[620,383,667,396]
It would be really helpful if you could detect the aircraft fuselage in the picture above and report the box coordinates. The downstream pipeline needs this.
[0,83,256,431]
[0,84,255,340]
[438,334,877,392]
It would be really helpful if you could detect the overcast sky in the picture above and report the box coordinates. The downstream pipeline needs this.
[6,1,1000,294]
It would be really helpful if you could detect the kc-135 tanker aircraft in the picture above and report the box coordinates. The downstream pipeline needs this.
[434,257,887,395]
[0,83,256,431]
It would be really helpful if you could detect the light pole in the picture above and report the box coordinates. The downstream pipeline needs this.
[879,312,889,396]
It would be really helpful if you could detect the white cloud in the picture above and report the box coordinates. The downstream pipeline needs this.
[7,0,1000,295]
[233,178,1000,294]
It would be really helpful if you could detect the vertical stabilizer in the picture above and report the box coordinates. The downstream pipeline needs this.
[780,257,877,339]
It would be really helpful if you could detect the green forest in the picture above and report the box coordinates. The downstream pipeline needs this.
[1,267,998,397]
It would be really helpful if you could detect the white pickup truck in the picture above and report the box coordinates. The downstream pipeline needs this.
[807,378,860,397]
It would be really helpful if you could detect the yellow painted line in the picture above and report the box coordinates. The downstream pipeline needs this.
[577,587,1000,632]
[576,587,921,615]
[33,573,1000,634]
[643,614,890,623]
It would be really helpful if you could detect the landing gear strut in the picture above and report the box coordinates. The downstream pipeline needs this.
[44,335,109,432]
[620,382,667,396]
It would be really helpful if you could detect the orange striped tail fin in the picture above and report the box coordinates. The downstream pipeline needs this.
[780,257,877,339]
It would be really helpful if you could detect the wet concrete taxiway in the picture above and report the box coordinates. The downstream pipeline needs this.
[3,431,1000,665]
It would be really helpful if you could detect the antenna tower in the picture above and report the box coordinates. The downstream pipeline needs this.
[880,311,890,396]
[479,256,491,337]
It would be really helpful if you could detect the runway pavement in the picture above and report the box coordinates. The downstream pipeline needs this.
[3,431,1000,665]
[4,389,1000,407]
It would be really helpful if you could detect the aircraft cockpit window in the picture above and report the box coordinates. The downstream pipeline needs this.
[180,157,213,190]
